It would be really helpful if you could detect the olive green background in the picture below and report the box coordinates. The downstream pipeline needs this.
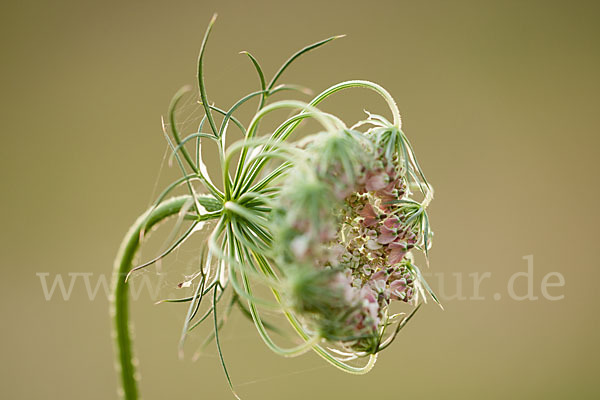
[1,0,598,399]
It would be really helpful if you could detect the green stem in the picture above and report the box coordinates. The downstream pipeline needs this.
[111,195,205,399]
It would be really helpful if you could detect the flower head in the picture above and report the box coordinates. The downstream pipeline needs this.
[272,120,436,355]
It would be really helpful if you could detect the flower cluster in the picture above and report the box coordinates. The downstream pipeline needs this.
[275,128,427,353]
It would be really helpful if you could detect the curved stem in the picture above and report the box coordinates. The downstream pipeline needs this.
[308,80,401,127]
[111,195,202,399]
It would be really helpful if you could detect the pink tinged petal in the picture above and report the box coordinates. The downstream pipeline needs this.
[384,179,397,191]
[377,226,398,244]
[375,180,397,198]
[359,203,376,218]
[389,271,402,282]
[383,216,400,229]
[371,270,386,281]
[390,278,407,293]
[364,216,378,227]
[358,203,379,227]
[388,251,405,265]
[365,171,388,191]
[389,241,408,251]
[388,241,408,264]
[406,231,417,244]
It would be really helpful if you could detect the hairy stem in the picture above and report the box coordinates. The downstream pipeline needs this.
[110,195,194,400]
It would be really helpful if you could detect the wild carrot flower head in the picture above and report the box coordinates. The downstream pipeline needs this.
[272,121,436,356]
[113,15,439,399]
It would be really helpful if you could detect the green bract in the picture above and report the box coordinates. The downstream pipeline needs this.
[111,14,438,400]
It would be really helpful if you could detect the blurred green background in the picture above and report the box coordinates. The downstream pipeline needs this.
[1,0,599,398]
